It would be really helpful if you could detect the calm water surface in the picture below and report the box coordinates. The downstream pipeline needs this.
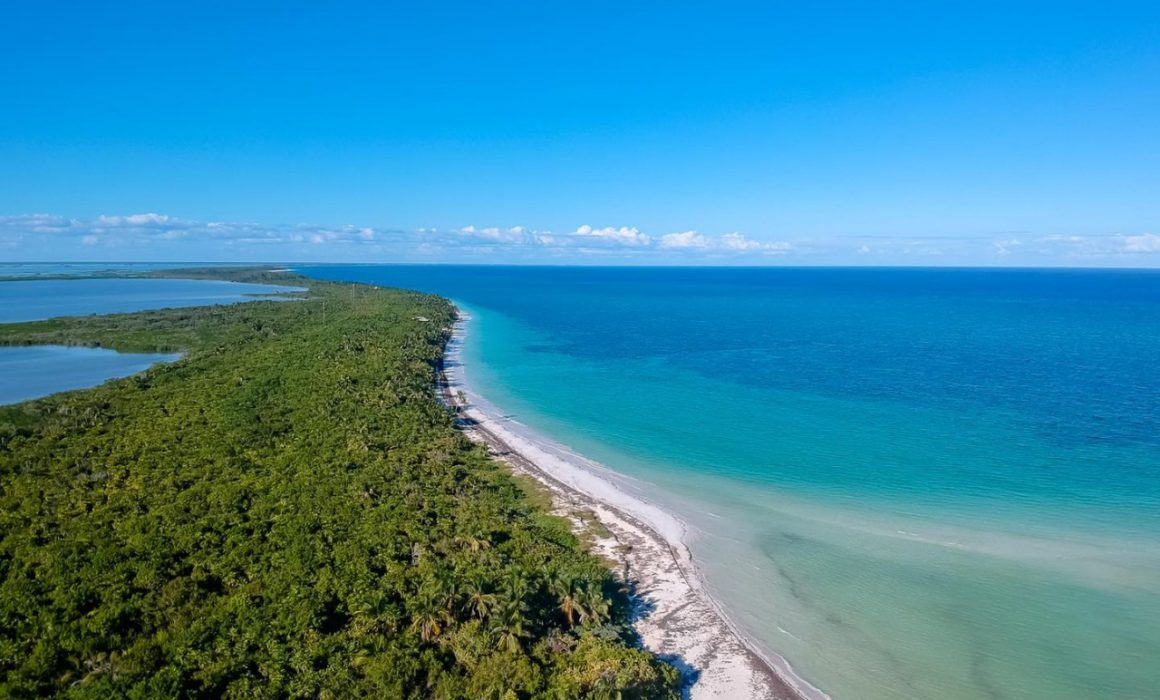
[0,346,181,404]
[302,265,1160,700]
[0,274,302,404]
[0,277,303,323]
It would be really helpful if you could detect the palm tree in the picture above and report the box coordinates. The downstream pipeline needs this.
[410,592,452,643]
[492,600,528,653]
[549,572,581,628]
[577,584,610,627]
[464,578,497,620]
[434,570,460,613]
[502,569,530,603]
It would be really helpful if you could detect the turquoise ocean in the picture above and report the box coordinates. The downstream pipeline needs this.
[302,265,1160,700]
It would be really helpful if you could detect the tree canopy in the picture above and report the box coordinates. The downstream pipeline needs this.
[0,269,679,699]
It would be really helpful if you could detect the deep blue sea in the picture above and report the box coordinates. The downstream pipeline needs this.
[304,265,1160,700]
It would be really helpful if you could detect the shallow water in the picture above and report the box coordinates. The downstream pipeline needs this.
[0,345,181,404]
[301,265,1160,700]
[0,277,304,323]
[0,273,301,404]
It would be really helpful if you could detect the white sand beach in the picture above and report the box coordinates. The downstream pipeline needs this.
[439,314,828,700]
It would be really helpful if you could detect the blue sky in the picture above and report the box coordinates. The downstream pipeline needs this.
[2,1,1158,265]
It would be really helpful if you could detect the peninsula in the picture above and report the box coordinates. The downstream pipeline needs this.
[0,269,679,698]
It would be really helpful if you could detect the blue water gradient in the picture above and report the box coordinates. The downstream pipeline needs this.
[301,265,1160,700]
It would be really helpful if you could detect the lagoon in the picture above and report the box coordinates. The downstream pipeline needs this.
[0,277,303,323]
[0,274,302,404]
[0,345,181,404]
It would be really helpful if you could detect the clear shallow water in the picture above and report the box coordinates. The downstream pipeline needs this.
[303,265,1160,700]
[0,277,304,323]
[0,346,180,404]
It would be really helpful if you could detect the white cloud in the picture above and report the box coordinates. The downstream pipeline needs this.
[720,232,793,253]
[656,230,792,254]
[659,230,710,249]
[6,214,74,233]
[112,213,172,226]
[0,214,799,261]
[129,213,169,225]
[12,211,1155,266]
[455,225,538,244]
[0,214,415,252]
[993,238,1023,256]
[720,232,760,251]
[1123,233,1160,253]
[574,224,651,246]
[1033,232,1160,258]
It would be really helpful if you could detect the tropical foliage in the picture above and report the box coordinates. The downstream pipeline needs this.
[0,270,679,698]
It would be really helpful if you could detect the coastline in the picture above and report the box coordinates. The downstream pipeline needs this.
[439,311,828,700]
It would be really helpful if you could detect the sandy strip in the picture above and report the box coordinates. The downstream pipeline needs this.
[438,315,828,700]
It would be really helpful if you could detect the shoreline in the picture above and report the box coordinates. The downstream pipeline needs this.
[439,311,828,700]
